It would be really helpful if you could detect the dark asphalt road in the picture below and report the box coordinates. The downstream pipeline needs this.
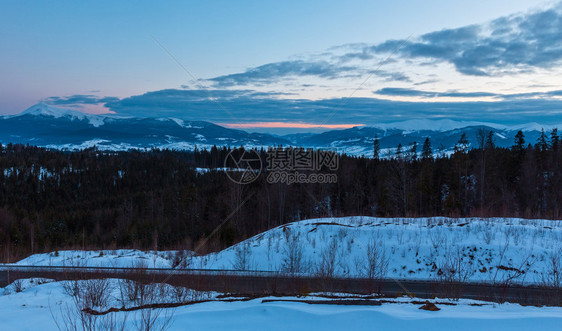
[1,265,559,306]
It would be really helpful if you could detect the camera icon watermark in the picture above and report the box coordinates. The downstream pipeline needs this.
[224,149,262,184]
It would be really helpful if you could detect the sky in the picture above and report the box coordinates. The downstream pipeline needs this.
[1,0,562,133]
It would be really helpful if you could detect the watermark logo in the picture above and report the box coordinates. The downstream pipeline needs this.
[266,171,338,184]
[224,149,262,184]
[224,147,339,184]
[266,148,338,184]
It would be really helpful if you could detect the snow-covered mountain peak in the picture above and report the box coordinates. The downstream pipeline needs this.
[22,103,82,117]
[19,103,106,127]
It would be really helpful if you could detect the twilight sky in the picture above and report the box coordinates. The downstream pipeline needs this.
[1,0,562,132]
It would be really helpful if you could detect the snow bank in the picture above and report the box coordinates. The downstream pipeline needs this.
[1,279,562,330]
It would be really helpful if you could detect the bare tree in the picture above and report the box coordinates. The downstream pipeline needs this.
[97,312,129,331]
[541,247,562,305]
[316,238,339,278]
[134,307,174,331]
[435,244,475,299]
[80,278,112,309]
[61,278,112,310]
[363,238,389,280]
[53,279,125,331]
[232,242,252,271]
[353,237,389,294]
[491,236,536,288]
[542,247,562,289]
[12,279,24,293]
[55,257,174,331]
[429,229,446,250]
[117,260,150,306]
[437,245,474,283]
[53,302,129,331]
[171,250,189,269]
[281,232,306,274]
[133,283,175,331]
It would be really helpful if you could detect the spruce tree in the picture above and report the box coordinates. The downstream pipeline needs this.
[513,130,525,152]
[409,141,417,160]
[485,131,495,149]
[395,143,402,158]
[550,128,559,152]
[536,129,549,152]
[454,133,469,153]
[421,137,432,159]
[373,136,380,159]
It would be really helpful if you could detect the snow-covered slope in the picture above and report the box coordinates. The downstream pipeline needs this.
[190,217,562,284]
[13,217,562,286]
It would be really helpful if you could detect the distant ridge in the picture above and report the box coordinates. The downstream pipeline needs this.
[366,118,560,133]
[0,103,558,155]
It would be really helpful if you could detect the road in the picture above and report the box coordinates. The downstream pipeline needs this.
[0,265,559,306]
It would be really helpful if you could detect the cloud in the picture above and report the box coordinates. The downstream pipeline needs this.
[201,3,562,91]
[209,59,413,87]
[45,95,119,106]
[104,89,316,122]
[209,60,361,87]
[500,90,562,99]
[374,88,498,98]
[46,3,562,128]
[349,3,562,76]
[370,70,411,82]
[374,87,562,100]
[106,88,562,127]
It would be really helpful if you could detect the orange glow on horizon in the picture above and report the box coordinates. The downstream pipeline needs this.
[220,122,364,129]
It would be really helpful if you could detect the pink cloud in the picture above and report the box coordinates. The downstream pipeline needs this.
[220,122,364,129]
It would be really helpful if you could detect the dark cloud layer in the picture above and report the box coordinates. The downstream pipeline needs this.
[375,88,498,98]
[104,89,562,127]
[45,95,119,106]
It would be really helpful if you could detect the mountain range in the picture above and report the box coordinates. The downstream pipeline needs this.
[0,103,556,156]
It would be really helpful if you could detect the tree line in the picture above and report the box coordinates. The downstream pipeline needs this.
[0,128,560,261]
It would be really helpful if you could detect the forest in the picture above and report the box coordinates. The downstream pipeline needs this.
[0,128,560,262]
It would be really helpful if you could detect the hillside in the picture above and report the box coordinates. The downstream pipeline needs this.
[13,217,562,286]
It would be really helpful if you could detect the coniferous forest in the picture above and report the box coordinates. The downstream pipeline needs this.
[0,129,560,261]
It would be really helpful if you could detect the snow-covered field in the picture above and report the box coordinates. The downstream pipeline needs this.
[2,278,562,331]
[10,217,562,285]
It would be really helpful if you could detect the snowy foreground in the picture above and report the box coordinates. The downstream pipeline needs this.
[13,217,562,285]
[2,278,562,331]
